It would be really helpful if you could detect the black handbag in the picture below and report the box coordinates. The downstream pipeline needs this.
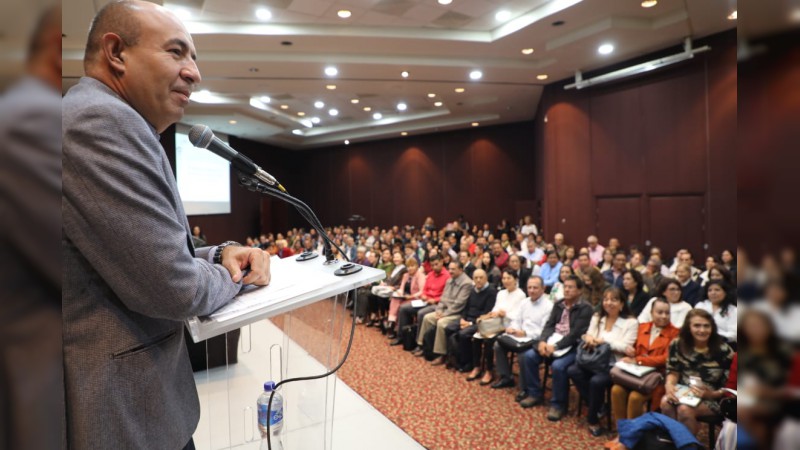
[576,342,612,373]
[496,334,536,351]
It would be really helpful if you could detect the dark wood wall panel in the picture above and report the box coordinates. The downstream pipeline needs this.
[649,196,705,259]
[590,89,644,196]
[596,197,643,249]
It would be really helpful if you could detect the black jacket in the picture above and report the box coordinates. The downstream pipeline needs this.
[460,285,497,323]
[539,299,593,351]
[682,280,702,306]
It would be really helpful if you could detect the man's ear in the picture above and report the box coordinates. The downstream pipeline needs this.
[100,32,127,75]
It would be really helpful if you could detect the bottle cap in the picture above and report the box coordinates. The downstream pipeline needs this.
[264,381,276,392]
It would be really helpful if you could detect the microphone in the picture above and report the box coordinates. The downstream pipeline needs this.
[188,124,286,192]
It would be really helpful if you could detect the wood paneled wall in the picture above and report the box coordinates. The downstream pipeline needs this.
[536,30,736,258]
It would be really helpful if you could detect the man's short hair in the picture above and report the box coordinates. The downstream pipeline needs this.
[428,254,442,263]
[84,1,142,63]
[451,260,464,270]
[528,275,544,287]
[563,274,584,290]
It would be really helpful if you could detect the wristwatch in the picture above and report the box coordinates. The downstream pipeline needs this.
[213,241,242,265]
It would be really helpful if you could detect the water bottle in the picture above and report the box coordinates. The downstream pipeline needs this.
[257,381,284,450]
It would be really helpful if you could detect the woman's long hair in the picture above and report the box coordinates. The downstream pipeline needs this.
[678,309,725,360]
[705,280,736,317]
[598,287,633,320]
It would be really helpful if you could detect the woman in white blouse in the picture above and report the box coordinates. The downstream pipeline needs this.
[549,264,574,302]
[474,269,527,385]
[638,278,692,328]
[567,287,638,436]
[695,280,737,344]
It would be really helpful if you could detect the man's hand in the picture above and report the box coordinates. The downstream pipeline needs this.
[537,341,548,356]
[434,311,443,320]
[221,246,271,286]
[624,345,636,358]
[460,318,470,329]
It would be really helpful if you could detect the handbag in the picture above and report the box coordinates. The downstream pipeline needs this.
[576,342,612,374]
[497,333,536,351]
[610,365,664,395]
[476,315,505,339]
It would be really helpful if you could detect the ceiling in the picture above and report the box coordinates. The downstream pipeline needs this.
[60,0,737,149]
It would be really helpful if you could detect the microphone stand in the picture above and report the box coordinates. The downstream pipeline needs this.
[236,174,362,276]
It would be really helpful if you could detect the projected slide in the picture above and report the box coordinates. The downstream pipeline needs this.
[176,129,231,215]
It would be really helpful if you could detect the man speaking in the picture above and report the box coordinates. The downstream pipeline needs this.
[62,1,270,448]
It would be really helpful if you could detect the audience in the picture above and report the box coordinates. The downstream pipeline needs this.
[396,255,450,346]
[539,251,563,290]
[587,235,605,266]
[675,263,702,306]
[638,278,693,328]
[568,287,638,436]
[661,309,735,435]
[366,251,406,329]
[582,267,607,311]
[642,256,665,293]
[622,269,650,317]
[476,251,502,289]
[507,254,531,290]
[695,280,738,345]
[450,270,497,373]
[492,241,510,271]
[388,258,426,342]
[549,264,574,302]
[603,251,628,289]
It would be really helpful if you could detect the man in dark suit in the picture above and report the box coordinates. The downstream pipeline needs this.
[603,251,628,288]
[62,2,271,448]
[508,254,531,290]
[459,250,476,279]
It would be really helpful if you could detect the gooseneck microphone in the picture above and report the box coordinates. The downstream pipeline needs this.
[188,124,286,192]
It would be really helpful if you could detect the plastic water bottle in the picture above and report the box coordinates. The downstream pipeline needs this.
[257,381,284,450]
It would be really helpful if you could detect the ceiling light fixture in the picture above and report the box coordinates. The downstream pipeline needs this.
[727,10,737,20]
[469,70,483,80]
[641,0,657,8]
[397,102,407,111]
[324,66,338,76]
[292,129,302,135]
[427,93,436,98]
[229,120,237,124]
[434,101,443,107]
[351,99,359,104]
[401,71,409,78]
[259,96,271,103]
[373,112,382,120]
[329,109,339,116]
[255,8,272,21]
[598,43,615,55]
[536,74,548,80]
[344,139,350,145]
[363,106,372,112]
[337,10,352,19]
[280,104,289,110]
[495,10,511,21]
[297,112,306,116]
[401,132,408,136]
[521,48,534,55]
[471,122,479,127]
[437,0,452,4]
[314,101,325,109]
[454,87,465,93]
[326,84,337,90]
[311,117,321,124]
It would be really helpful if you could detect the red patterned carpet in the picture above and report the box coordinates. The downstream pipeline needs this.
[272,298,608,450]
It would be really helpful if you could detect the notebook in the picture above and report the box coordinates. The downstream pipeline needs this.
[674,384,702,407]
[614,360,657,377]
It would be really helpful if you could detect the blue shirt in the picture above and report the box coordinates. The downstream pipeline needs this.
[540,261,563,287]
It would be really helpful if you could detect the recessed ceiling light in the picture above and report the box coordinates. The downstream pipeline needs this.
[495,10,511,21]
[255,8,272,21]
[326,84,337,90]
[311,117,321,124]
[297,112,306,116]
[344,139,350,145]
[521,48,534,55]
[260,96,271,103]
[401,71,409,78]
[229,120,237,124]
[454,87,465,93]
[397,102,407,111]
[471,122,479,127]
[641,0,657,8]
[363,106,372,112]
[351,98,359,104]
[324,66,338,76]
[292,129,302,135]
[280,104,289,110]
[434,101,443,107]
[401,132,408,136]
[427,93,436,98]
[437,0,452,4]
[337,9,352,19]
[536,74,548,80]
[469,70,483,80]
[727,10,737,20]
[373,112,382,120]
[598,43,614,55]
[314,101,325,109]
[329,108,339,116]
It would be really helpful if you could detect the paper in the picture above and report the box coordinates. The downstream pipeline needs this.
[547,333,572,358]
[507,334,534,343]
[410,299,427,308]
[615,360,656,377]
[206,255,340,322]
[674,384,702,407]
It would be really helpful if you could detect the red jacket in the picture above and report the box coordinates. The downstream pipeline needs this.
[422,268,450,303]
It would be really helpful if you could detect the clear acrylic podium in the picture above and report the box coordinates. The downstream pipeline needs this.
[187,255,385,450]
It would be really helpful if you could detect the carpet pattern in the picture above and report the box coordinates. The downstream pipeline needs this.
[271,298,616,449]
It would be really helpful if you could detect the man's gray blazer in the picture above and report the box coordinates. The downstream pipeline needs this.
[62,77,241,449]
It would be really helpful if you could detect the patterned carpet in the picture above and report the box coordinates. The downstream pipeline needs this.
[272,297,608,450]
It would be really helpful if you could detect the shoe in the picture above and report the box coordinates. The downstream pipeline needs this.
[479,373,494,386]
[519,396,544,408]
[430,356,445,366]
[547,407,565,422]
[589,426,605,437]
[466,369,482,381]
[387,332,397,340]
[389,339,402,346]
[457,365,473,374]
[515,391,527,402]
[411,348,425,357]
[490,378,515,389]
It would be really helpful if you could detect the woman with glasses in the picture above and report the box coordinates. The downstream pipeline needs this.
[637,278,692,328]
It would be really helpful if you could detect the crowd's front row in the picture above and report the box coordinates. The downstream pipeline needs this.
[373,254,735,440]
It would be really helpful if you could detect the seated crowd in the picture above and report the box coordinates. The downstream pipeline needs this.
[242,216,742,444]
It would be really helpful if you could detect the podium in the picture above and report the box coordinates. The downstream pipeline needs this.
[188,255,385,450]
